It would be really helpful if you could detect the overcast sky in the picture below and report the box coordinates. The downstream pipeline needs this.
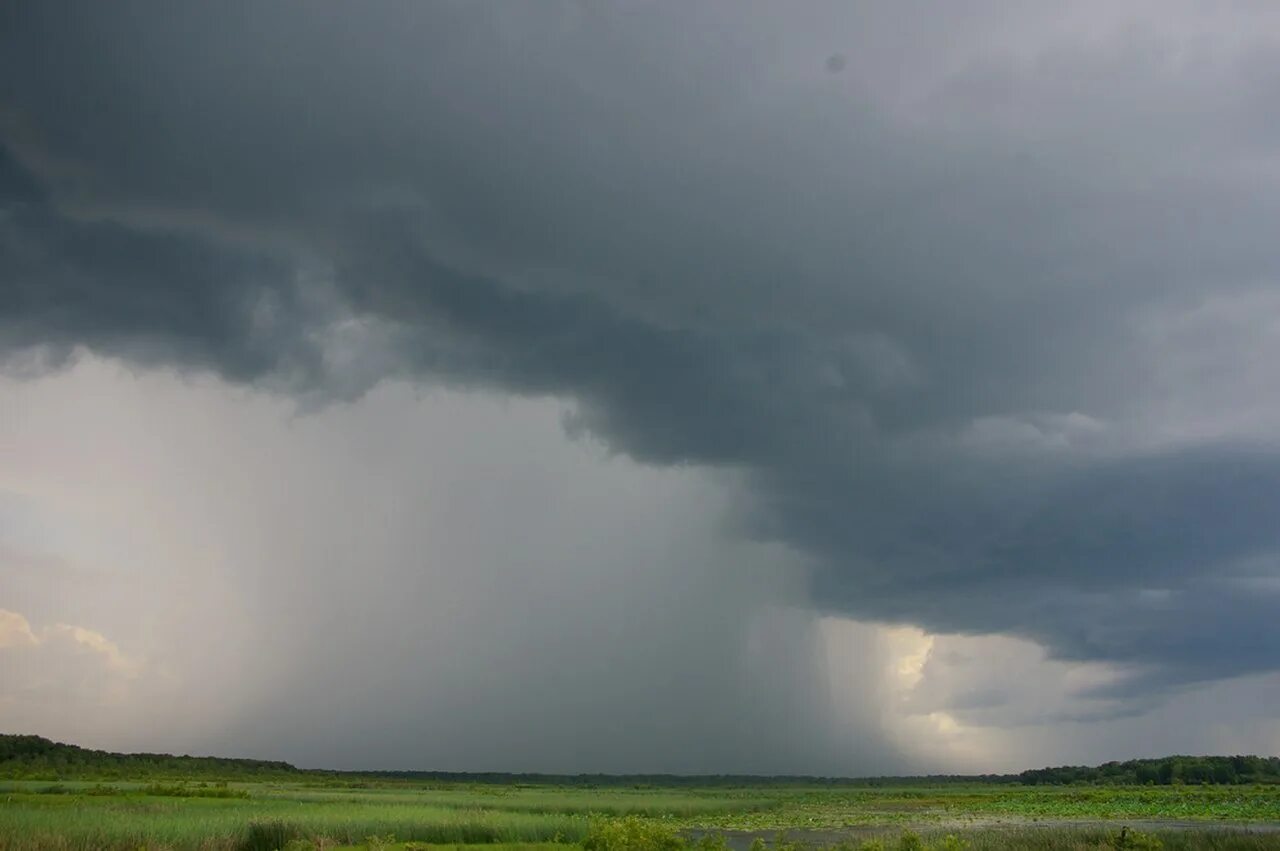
[2,1,1279,774]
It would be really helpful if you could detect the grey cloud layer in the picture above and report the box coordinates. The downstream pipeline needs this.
[4,1,1280,718]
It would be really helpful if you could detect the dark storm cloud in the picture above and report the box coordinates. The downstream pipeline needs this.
[0,146,318,383]
[4,0,1280,719]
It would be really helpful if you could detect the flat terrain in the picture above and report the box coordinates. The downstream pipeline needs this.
[2,781,1280,850]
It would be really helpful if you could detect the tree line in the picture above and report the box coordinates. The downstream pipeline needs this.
[0,734,298,780]
[2,734,1277,785]
[1018,756,1280,786]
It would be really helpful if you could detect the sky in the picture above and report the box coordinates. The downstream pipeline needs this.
[2,0,1279,774]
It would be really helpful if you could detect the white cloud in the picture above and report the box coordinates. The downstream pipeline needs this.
[0,608,144,736]
[0,609,38,649]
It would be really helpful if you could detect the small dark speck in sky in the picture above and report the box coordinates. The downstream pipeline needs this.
[825,53,848,73]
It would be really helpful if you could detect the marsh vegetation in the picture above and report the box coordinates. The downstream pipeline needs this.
[2,738,1278,850]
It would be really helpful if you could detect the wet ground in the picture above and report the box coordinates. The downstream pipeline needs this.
[689,819,1280,850]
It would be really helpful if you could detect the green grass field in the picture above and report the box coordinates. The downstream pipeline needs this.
[2,781,1279,851]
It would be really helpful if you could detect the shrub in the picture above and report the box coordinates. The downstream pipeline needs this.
[1110,827,1163,850]
[583,816,686,851]
[241,820,301,851]
[144,781,250,798]
[897,831,925,851]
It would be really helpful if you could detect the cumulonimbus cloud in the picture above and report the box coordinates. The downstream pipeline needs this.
[3,0,1280,721]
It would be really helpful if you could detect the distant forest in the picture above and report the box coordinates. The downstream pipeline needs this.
[2,734,1278,785]
[1017,755,1280,786]
[0,735,297,780]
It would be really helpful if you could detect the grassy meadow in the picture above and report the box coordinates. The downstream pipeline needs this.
[2,780,1279,851]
